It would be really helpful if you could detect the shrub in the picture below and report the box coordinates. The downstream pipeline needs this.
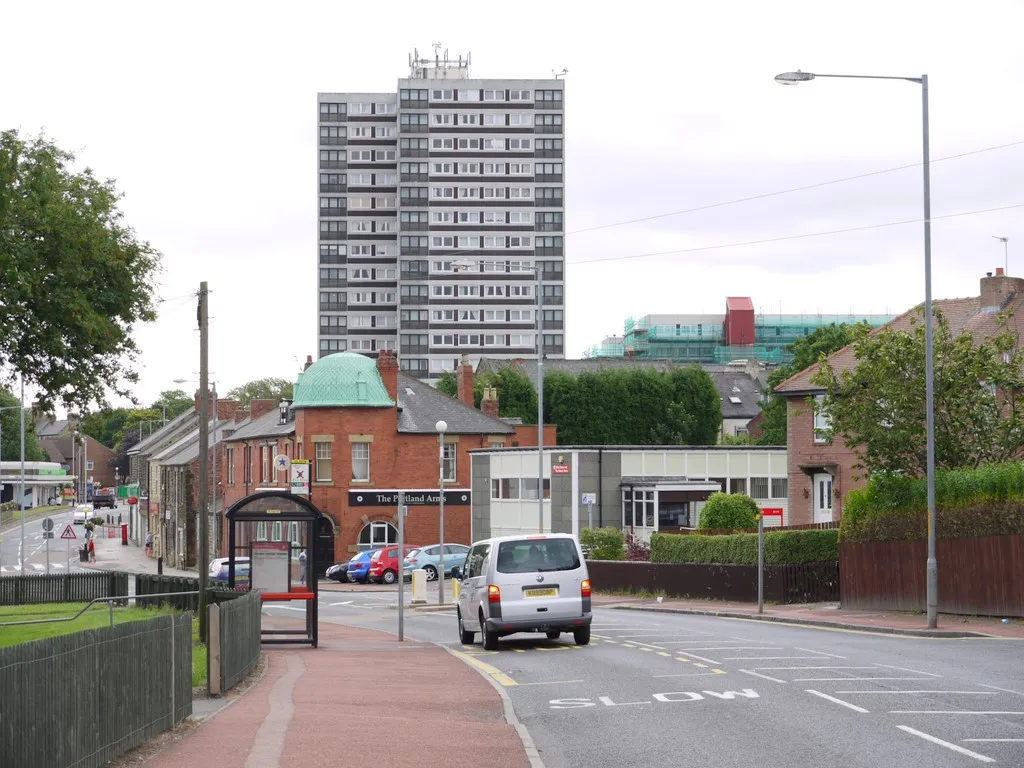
[579,527,626,560]
[625,532,651,562]
[698,492,759,530]
[651,528,839,565]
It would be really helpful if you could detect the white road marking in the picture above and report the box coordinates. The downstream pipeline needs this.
[836,691,998,695]
[795,677,932,682]
[652,671,730,678]
[674,646,785,652]
[739,669,787,684]
[329,601,354,606]
[979,683,1024,697]
[805,689,869,713]
[963,739,1024,743]
[754,666,880,671]
[896,725,995,763]
[794,647,847,659]
[876,664,941,678]
[724,656,827,661]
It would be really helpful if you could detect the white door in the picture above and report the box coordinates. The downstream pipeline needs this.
[813,473,833,523]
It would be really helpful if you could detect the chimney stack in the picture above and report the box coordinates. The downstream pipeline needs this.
[303,355,314,371]
[981,268,1024,310]
[481,387,500,419]
[457,354,474,408]
[376,349,399,401]
[996,267,1005,276]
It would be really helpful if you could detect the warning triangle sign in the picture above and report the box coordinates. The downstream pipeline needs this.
[60,524,77,540]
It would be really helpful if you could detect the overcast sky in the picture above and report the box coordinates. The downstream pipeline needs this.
[3,0,1022,413]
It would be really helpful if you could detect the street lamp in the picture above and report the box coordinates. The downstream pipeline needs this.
[775,69,938,628]
[435,419,447,605]
[0,397,27,569]
[452,258,546,533]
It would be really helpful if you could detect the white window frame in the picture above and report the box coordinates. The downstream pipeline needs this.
[351,442,370,482]
[315,442,332,482]
[442,443,457,482]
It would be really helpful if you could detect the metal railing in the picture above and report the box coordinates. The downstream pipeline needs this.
[0,591,200,629]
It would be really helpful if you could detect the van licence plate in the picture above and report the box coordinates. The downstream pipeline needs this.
[524,587,558,598]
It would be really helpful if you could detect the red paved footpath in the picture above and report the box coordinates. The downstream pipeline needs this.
[592,594,1024,638]
[144,619,529,768]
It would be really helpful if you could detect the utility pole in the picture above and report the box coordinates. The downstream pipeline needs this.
[197,282,210,643]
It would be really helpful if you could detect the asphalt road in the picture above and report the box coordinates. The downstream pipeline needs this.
[270,587,1024,767]
[0,502,128,574]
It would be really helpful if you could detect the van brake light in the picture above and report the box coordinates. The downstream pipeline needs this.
[581,579,591,598]
[487,585,501,603]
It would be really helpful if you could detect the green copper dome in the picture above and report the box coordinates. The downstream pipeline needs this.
[292,353,395,408]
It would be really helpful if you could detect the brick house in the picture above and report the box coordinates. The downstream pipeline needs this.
[220,351,555,574]
[34,416,117,490]
[774,267,1023,525]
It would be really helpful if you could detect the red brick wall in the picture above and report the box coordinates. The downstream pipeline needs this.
[786,395,864,525]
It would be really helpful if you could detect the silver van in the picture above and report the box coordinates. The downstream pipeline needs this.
[452,533,592,650]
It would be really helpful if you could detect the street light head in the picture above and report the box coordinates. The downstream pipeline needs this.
[172,378,187,384]
[435,420,447,434]
[775,70,815,86]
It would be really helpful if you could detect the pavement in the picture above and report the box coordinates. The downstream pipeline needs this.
[80,525,195,578]
[141,618,532,768]
[589,594,1024,639]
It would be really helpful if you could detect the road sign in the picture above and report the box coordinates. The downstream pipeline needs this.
[273,454,289,472]
[290,459,310,495]
[42,517,54,532]
[43,531,54,539]
[581,493,596,505]
[60,524,77,540]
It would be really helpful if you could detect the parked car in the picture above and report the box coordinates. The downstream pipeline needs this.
[209,556,251,585]
[453,533,592,650]
[325,562,350,582]
[367,545,418,585]
[72,504,95,525]
[403,543,471,581]
[92,487,117,510]
[346,549,378,583]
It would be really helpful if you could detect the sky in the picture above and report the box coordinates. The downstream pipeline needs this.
[3,0,1023,413]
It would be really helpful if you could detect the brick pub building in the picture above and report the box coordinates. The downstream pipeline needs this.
[221,351,554,571]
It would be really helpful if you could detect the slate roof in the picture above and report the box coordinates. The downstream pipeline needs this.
[477,357,765,421]
[39,437,70,465]
[293,352,394,408]
[162,419,234,466]
[35,418,71,438]
[396,374,515,434]
[774,296,984,396]
[227,407,296,441]
[129,407,198,455]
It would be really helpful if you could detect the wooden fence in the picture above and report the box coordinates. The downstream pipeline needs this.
[0,612,193,768]
[213,591,263,692]
[840,534,1024,616]
[588,559,839,603]
[0,571,129,605]
[136,574,201,610]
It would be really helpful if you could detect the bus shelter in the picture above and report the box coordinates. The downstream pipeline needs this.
[225,490,325,647]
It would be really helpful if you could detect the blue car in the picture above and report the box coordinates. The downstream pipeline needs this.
[346,549,378,583]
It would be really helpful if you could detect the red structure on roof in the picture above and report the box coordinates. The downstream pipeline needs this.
[724,297,755,346]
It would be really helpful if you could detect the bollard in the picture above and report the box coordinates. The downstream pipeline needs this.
[410,570,427,604]
[452,577,460,602]
[157,555,163,575]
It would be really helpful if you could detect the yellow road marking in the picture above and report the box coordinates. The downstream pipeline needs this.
[658,652,672,657]
[693,663,708,669]
[623,642,637,648]
[713,669,726,674]
[604,639,619,644]
[447,648,519,686]
[675,657,691,663]
[640,647,653,652]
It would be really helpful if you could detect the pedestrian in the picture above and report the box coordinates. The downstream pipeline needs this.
[87,538,96,562]
[299,548,307,584]
[145,531,153,558]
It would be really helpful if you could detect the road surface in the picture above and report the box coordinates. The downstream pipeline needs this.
[266,586,1024,767]
[0,502,129,574]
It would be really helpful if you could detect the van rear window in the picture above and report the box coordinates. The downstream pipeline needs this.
[495,539,581,574]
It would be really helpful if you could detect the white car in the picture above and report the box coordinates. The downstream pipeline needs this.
[73,504,95,525]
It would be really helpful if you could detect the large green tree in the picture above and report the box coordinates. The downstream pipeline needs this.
[226,377,294,406]
[756,322,865,445]
[812,309,1024,476]
[0,130,161,411]
[151,389,192,421]
[437,368,538,422]
[0,388,46,462]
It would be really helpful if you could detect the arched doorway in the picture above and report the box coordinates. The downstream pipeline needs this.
[358,520,397,550]
[315,515,336,578]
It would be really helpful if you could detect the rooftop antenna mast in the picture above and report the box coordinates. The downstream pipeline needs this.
[553,68,568,80]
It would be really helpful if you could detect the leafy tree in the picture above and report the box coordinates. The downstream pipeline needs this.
[108,429,141,481]
[437,368,536,422]
[0,388,46,462]
[0,130,161,411]
[756,323,865,446]
[667,367,721,445]
[698,492,759,530]
[436,371,459,399]
[151,389,192,420]
[811,309,1024,476]
[226,377,294,406]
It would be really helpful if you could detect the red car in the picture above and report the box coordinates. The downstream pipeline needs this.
[368,545,418,584]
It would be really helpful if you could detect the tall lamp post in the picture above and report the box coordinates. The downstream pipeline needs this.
[452,258,546,532]
[435,419,447,605]
[775,69,937,628]
[0,400,27,568]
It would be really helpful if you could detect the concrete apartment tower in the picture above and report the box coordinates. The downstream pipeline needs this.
[317,49,566,380]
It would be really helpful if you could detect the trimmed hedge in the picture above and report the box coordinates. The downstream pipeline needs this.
[698,492,758,530]
[841,463,1024,544]
[651,528,839,565]
[580,527,626,560]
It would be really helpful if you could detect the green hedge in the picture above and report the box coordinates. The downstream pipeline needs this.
[698,492,759,530]
[841,463,1024,544]
[580,527,626,560]
[650,528,839,565]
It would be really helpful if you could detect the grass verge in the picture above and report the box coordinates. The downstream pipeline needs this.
[0,602,175,648]
[0,504,69,530]
[192,617,207,688]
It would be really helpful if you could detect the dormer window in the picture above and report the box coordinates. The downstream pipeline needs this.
[278,399,292,425]
[356,371,368,402]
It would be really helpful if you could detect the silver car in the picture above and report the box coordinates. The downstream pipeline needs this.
[453,533,592,650]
